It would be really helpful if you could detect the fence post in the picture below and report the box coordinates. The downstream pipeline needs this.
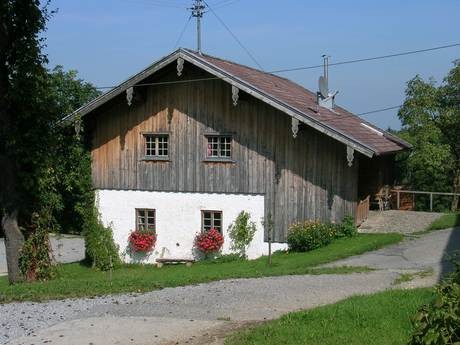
[397,191,400,210]
[430,193,433,212]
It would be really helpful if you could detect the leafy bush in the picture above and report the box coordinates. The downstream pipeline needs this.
[83,207,121,271]
[228,211,257,258]
[337,215,358,238]
[287,221,338,252]
[287,216,357,252]
[409,254,460,344]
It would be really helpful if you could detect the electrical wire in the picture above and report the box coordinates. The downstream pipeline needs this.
[89,43,456,118]
[124,0,188,9]
[202,0,264,70]
[94,42,459,89]
[356,105,402,117]
[173,15,193,49]
[213,0,240,9]
[270,43,460,74]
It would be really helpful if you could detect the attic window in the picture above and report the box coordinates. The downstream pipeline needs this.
[205,135,232,160]
[143,133,169,160]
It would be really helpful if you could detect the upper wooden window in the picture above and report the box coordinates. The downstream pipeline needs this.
[201,210,222,233]
[144,134,169,159]
[206,135,232,159]
[136,209,155,232]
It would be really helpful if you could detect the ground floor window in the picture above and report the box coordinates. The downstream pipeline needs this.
[136,209,155,232]
[201,210,222,233]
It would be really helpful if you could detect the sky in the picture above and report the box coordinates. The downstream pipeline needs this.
[43,0,460,130]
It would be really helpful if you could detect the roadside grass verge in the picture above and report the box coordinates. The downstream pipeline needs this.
[225,288,434,345]
[0,233,401,303]
[426,213,460,231]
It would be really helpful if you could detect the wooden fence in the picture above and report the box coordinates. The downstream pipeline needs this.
[392,189,460,212]
[355,195,370,225]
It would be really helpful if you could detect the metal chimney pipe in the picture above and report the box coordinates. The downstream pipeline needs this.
[322,54,329,81]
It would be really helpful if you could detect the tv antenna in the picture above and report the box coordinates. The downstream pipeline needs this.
[317,54,338,109]
[189,0,206,54]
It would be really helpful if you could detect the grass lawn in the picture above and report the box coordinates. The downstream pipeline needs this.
[225,288,434,345]
[0,233,402,303]
[427,213,460,231]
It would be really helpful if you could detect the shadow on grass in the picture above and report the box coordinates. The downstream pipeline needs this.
[440,215,460,279]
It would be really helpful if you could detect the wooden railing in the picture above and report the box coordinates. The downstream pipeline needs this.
[392,189,460,212]
[355,195,370,225]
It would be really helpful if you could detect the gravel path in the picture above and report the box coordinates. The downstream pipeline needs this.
[2,227,459,345]
[2,272,398,345]
[325,228,460,279]
[359,210,443,234]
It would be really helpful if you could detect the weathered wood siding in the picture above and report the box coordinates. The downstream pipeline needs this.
[88,64,358,241]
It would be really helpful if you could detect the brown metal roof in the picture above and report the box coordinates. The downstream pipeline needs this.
[184,49,410,155]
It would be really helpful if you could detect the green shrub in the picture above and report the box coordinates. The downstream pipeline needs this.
[409,254,460,344]
[287,221,338,252]
[287,216,357,252]
[337,215,358,238]
[83,207,121,271]
[228,211,257,258]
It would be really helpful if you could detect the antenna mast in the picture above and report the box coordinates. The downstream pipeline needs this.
[322,54,329,81]
[190,0,205,54]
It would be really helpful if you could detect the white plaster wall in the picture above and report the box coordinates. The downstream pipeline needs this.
[96,190,287,263]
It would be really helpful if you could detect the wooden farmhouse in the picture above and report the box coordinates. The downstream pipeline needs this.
[64,48,410,262]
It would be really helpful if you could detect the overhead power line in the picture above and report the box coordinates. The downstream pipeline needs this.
[213,0,240,9]
[356,105,403,117]
[173,15,193,49]
[90,43,456,118]
[94,42,460,90]
[270,43,460,74]
[203,0,264,70]
[125,0,188,9]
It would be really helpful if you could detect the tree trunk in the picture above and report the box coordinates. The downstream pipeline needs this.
[2,210,24,284]
[452,168,460,212]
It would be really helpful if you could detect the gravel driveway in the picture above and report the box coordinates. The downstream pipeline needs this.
[359,210,443,234]
[2,227,459,345]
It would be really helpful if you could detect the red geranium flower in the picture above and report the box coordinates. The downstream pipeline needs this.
[129,230,157,252]
[194,228,224,254]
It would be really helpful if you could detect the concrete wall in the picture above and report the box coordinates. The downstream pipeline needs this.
[49,234,85,264]
[0,235,85,276]
[97,189,287,264]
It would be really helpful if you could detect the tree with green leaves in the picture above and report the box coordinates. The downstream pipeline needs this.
[0,0,58,283]
[49,66,101,235]
[397,61,460,211]
[0,1,105,283]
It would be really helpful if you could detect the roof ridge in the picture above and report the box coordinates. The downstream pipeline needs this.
[183,48,302,85]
